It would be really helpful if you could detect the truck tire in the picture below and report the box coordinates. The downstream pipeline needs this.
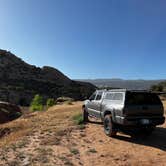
[104,115,117,137]
[142,126,156,135]
[83,107,89,123]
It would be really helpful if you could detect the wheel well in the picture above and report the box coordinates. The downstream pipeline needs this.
[104,111,112,117]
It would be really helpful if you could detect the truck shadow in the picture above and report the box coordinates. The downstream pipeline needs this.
[115,127,166,151]
[87,119,166,151]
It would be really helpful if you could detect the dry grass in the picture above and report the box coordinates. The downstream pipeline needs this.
[0,100,165,148]
[0,102,82,148]
[0,102,83,166]
[0,119,32,147]
[0,100,165,166]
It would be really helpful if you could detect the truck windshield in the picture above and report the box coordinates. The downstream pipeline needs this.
[125,92,162,105]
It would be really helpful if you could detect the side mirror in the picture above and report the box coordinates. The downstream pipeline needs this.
[89,98,94,101]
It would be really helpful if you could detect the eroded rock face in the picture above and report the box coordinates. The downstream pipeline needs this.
[0,102,22,124]
[0,49,96,105]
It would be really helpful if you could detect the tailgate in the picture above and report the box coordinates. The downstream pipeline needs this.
[124,92,164,117]
[124,105,164,116]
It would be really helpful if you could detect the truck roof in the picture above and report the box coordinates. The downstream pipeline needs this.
[96,89,152,93]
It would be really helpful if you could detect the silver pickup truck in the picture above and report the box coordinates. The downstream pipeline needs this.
[82,89,165,137]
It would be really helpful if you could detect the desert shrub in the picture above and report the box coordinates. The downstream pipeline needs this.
[46,98,55,108]
[70,148,79,155]
[88,148,97,153]
[150,81,166,92]
[151,85,163,92]
[30,94,43,111]
[72,113,84,125]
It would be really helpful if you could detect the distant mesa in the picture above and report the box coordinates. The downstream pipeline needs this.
[76,79,166,90]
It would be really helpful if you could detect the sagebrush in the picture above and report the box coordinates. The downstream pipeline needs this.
[30,94,43,111]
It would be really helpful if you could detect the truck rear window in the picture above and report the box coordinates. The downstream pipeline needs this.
[125,92,162,105]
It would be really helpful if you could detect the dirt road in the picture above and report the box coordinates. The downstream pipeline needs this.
[0,102,165,166]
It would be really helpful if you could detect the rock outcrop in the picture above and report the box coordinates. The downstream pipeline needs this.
[0,102,22,123]
[0,49,96,105]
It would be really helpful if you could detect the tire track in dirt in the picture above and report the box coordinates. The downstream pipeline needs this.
[79,120,166,166]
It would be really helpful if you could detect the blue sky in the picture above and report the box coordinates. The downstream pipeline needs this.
[0,0,166,79]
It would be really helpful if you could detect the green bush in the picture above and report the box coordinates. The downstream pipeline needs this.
[30,94,43,111]
[46,98,55,108]
[70,148,79,155]
[151,85,163,92]
[72,113,84,125]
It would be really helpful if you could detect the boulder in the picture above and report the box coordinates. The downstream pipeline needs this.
[0,102,22,124]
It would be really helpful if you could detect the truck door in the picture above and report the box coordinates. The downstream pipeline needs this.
[86,92,97,115]
[91,91,103,118]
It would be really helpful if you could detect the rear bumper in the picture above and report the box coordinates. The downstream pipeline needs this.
[117,116,165,126]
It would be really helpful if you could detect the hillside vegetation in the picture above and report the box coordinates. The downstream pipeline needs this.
[151,81,166,92]
[0,49,95,106]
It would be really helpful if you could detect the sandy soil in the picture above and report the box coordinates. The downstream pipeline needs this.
[0,101,165,166]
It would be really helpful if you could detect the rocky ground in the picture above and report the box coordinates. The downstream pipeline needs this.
[0,101,165,166]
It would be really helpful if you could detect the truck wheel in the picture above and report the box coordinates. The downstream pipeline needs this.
[104,115,117,137]
[142,126,156,135]
[83,107,89,123]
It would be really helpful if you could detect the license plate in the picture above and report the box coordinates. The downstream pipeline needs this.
[140,119,150,125]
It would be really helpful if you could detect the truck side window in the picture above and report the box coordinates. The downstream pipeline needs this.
[113,93,123,101]
[105,93,114,100]
[95,92,103,100]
